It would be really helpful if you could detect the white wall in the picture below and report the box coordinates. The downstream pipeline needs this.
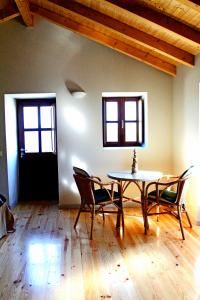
[173,54,200,221]
[0,18,173,206]
[4,95,18,207]
[0,97,8,198]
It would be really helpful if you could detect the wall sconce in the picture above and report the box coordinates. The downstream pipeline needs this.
[71,91,87,99]
[65,80,87,99]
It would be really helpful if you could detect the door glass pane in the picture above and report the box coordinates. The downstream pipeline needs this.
[106,123,118,142]
[125,123,136,142]
[23,107,38,129]
[24,131,39,153]
[138,99,142,121]
[41,131,55,152]
[41,106,54,129]
[106,102,118,121]
[125,101,136,121]
[139,122,142,143]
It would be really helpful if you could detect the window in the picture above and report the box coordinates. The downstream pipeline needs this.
[102,96,145,147]
[17,99,56,154]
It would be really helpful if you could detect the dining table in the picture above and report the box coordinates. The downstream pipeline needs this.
[107,170,163,233]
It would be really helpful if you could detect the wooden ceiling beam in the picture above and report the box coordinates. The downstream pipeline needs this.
[14,0,33,26]
[46,0,194,67]
[30,3,176,76]
[0,6,20,23]
[106,0,200,45]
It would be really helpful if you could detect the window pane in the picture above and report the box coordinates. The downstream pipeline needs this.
[138,100,143,143]
[24,131,39,153]
[106,102,118,121]
[125,123,137,142]
[125,101,136,121]
[40,106,54,129]
[41,131,55,152]
[23,107,38,129]
[106,123,118,142]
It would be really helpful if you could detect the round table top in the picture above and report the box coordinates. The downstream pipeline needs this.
[107,170,162,182]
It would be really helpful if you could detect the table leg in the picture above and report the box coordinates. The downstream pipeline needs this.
[116,180,122,229]
[141,182,149,234]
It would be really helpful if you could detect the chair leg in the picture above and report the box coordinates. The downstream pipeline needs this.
[177,206,185,240]
[121,209,125,233]
[143,205,148,235]
[143,197,149,234]
[185,211,192,228]
[90,207,95,240]
[156,205,160,222]
[144,215,148,235]
[74,207,82,229]
[102,207,105,221]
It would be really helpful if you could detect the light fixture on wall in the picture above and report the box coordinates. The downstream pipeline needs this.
[71,91,87,99]
[65,80,87,99]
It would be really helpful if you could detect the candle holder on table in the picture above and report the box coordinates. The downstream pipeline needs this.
[131,149,138,174]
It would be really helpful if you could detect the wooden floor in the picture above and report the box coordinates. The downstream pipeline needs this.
[0,202,200,300]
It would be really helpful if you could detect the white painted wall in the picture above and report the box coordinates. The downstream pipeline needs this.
[173,55,200,221]
[4,95,18,207]
[0,18,173,206]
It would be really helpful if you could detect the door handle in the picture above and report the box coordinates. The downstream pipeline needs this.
[20,148,25,158]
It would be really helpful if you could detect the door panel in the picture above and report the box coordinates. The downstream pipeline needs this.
[17,99,59,201]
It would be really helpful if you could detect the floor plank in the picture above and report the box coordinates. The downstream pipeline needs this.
[0,202,200,300]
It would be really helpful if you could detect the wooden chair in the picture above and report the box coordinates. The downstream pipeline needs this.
[144,166,194,239]
[73,167,124,239]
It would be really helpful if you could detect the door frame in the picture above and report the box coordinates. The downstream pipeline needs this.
[17,97,58,201]
[4,93,58,206]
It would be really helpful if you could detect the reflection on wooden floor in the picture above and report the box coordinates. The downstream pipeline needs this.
[0,202,200,300]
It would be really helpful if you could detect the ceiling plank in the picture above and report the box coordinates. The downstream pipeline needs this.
[189,0,200,5]
[46,0,194,67]
[30,3,176,76]
[0,0,10,9]
[178,0,200,12]
[106,0,200,45]
[188,0,200,4]
[14,0,33,26]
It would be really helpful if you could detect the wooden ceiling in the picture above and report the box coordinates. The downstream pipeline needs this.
[1,0,200,76]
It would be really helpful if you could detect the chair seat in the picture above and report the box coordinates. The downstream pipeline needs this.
[148,189,177,204]
[94,189,120,204]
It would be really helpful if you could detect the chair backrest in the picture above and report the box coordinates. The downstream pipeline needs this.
[73,174,95,206]
[176,166,194,204]
[179,165,194,179]
[73,166,90,178]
